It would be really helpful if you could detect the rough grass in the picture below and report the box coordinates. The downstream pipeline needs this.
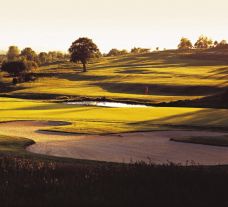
[1,156,228,207]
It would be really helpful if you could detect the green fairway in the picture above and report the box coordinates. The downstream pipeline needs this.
[0,97,228,135]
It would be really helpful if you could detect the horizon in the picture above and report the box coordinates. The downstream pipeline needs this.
[1,0,228,53]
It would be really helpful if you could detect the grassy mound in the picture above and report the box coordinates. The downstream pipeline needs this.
[0,134,34,154]
[0,49,227,106]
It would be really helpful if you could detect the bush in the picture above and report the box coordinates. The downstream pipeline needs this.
[1,61,27,77]
[12,78,18,85]
[1,60,37,84]
[25,60,38,70]
[23,73,36,82]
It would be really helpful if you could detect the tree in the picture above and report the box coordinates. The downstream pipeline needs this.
[21,47,37,61]
[216,40,228,49]
[24,60,38,71]
[38,52,48,64]
[131,47,139,53]
[69,37,100,72]
[194,35,213,49]
[48,51,59,62]
[219,40,227,45]
[214,40,219,47]
[0,54,6,64]
[7,46,20,61]
[56,51,64,59]
[107,49,121,56]
[120,49,128,55]
[178,37,193,49]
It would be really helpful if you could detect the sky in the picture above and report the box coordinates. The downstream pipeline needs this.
[0,0,228,53]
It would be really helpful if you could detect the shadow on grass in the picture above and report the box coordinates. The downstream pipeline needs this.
[129,109,228,131]
[93,82,222,96]
[37,71,109,81]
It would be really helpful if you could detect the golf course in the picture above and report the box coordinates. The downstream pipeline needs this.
[1,46,228,206]
[1,49,228,163]
[2,0,228,205]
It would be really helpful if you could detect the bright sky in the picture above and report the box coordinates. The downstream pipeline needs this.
[0,0,227,53]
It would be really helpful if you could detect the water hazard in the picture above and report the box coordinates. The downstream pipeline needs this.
[65,101,150,108]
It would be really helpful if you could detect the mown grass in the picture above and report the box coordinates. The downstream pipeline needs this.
[0,97,228,135]
[1,49,228,104]
[0,50,228,206]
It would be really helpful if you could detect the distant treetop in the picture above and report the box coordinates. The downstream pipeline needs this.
[178,37,193,50]
[107,48,128,56]
[7,46,20,61]
[131,47,150,54]
[194,35,213,49]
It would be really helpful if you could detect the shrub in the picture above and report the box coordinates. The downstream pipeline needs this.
[12,77,18,85]
[23,73,36,82]
[1,61,27,77]
[24,60,38,70]
[1,60,37,84]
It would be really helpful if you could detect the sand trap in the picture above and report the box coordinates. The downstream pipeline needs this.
[0,120,228,165]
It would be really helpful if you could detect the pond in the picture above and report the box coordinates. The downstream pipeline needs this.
[64,101,150,108]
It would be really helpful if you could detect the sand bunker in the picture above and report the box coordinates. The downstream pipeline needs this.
[0,120,228,165]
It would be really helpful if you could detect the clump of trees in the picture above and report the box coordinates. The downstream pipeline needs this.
[106,47,151,56]
[215,40,228,49]
[1,60,36,84]
[194,35,213,49]
[0,46,38,84]
[131,47,150,54]
[37,51,69,65]
[106,49,128,56]
[178,36,228,50]
[69,37,100,72]
[178,38,193,49]
[0,45,71,84]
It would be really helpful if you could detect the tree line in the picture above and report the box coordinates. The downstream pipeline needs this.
[0,46,69,84]
[105,47,151,57]
[178,35,228,50]
[3,46,69,64]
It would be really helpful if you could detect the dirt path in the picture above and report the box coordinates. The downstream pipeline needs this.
[0,121,228,165]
